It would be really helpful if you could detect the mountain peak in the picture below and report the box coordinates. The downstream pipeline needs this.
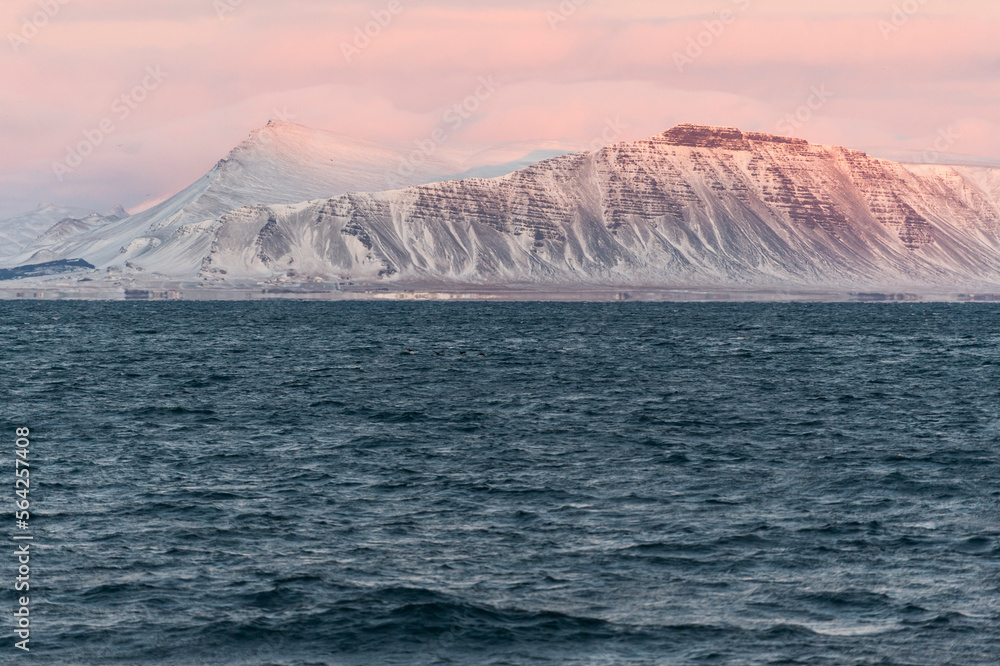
[264,118,306,131]
[234,120,312,147]
[658,124,809,150]
[220,121,316,164]
[237,120,367,156]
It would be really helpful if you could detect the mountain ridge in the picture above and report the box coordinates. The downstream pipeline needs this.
[2,121,576,271]
[191,123,1000,291]
[5,123,1000,294]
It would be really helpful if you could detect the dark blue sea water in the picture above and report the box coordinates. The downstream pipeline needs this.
[1,302,999,665]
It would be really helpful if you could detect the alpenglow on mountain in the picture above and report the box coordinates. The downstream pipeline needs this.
[0,121,573,274]
[5,123,1000,293]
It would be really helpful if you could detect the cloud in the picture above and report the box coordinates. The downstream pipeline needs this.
[1,0,998,215]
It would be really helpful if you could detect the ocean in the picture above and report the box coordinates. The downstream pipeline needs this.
[1,302,998,664]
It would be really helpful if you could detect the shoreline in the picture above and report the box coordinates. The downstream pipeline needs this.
[3,280,1000,303]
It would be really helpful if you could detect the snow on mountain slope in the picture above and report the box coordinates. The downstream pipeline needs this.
[862,148,1000,170]
[0,204,100,258]
[11,124,1000,292]
[17,207,131,264]
[189,124,1000,291]
[3,121,573,272]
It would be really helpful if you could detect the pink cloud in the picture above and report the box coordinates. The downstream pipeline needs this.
[1,1,998,215]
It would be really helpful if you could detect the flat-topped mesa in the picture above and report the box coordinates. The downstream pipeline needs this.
[658,124,810,150]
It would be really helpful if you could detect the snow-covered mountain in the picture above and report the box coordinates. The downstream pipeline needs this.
[0,204,101,258]
[7,124,1000,293]
[15,207,129,258]
[194,125,1000,291]
[4,120,574,274]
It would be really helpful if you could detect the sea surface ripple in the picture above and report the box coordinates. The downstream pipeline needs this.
[1,302,998,664]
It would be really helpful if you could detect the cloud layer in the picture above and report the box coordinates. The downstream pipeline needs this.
[2,0,998,215]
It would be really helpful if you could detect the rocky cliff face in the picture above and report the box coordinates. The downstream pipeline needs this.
[194,125,1000,290]
[10,124,1000,291]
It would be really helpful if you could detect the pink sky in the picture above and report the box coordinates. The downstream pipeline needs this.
[1,0,998,215]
